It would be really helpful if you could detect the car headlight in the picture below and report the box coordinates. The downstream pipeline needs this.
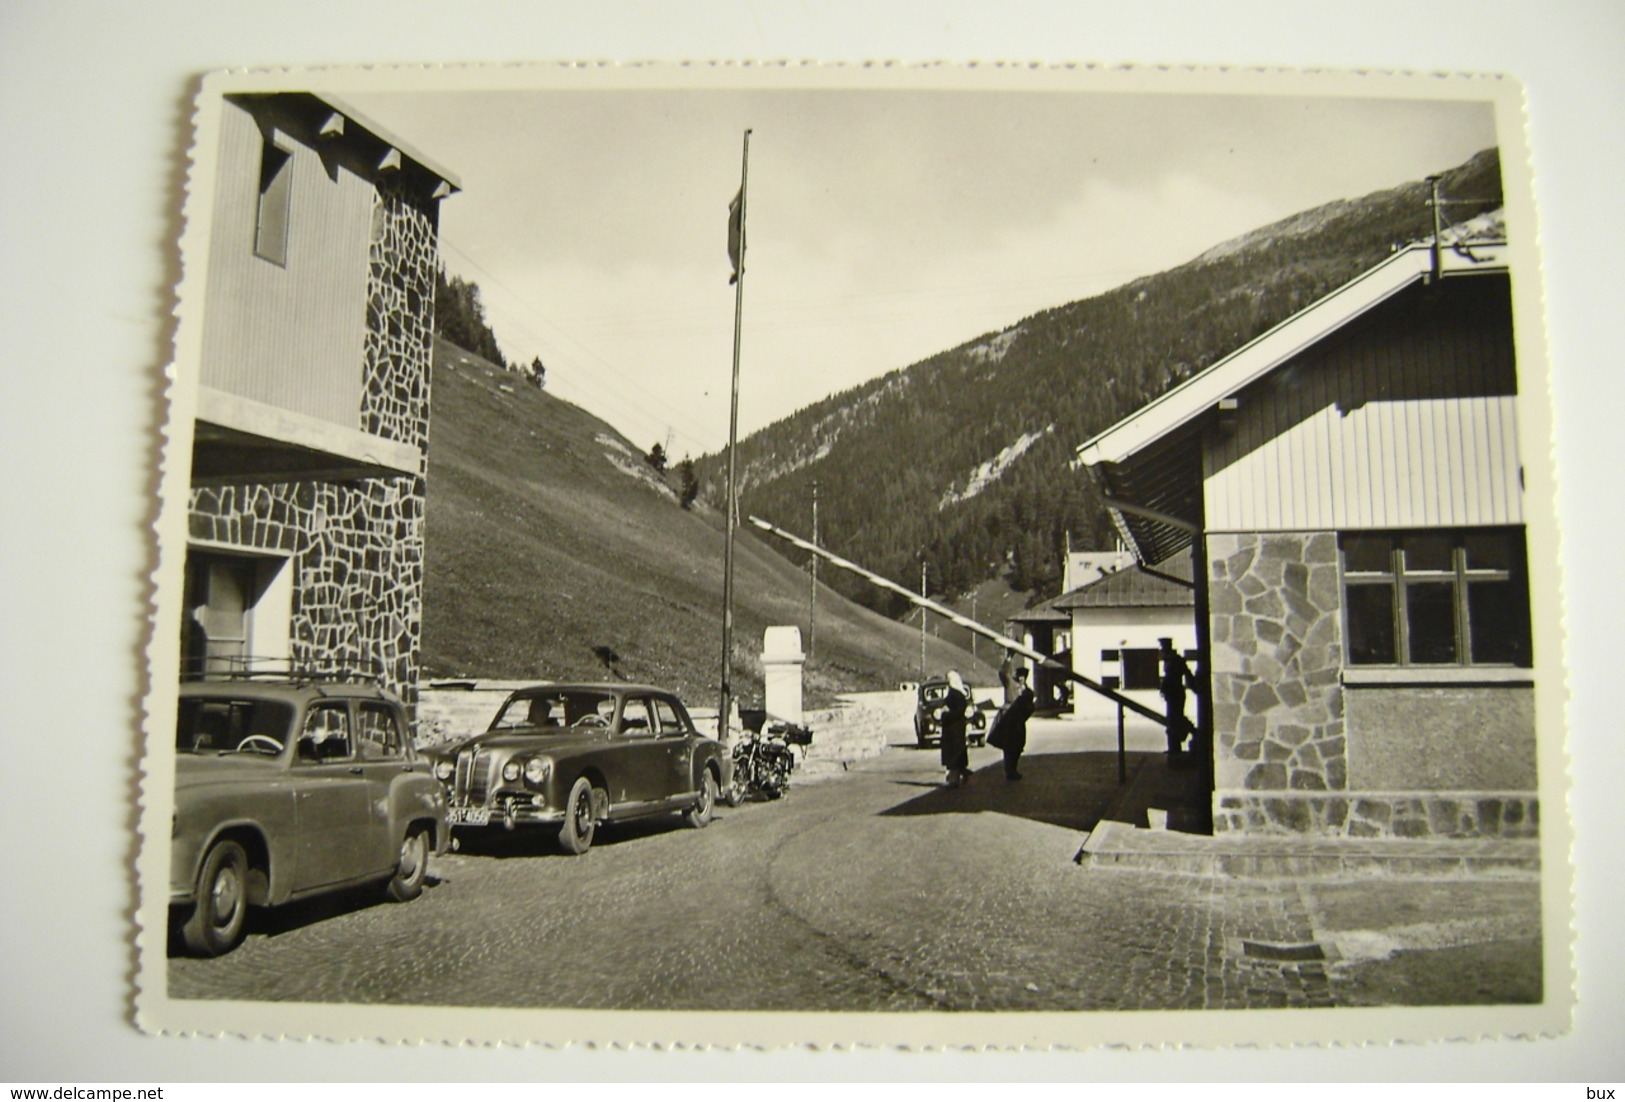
[433,760,453,781]
[501,761,521,782]
[524,757,553,785]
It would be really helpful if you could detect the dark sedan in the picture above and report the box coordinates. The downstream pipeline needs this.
[424,683,729,854]
[912,677,988,748]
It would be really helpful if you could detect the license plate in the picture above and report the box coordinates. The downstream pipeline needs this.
[448,806,490,826]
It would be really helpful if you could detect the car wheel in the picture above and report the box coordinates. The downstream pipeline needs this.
[181,839,249,957]
[557,776,597,855]
[384,826,429,902]
[915,719,928,748]
[685,768,717,828]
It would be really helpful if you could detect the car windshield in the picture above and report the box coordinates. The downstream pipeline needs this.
[490,690,617,732]
[921,685,949,705]
[176,698,295,754]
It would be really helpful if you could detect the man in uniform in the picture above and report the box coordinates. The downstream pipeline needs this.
[1158,637,1194,763]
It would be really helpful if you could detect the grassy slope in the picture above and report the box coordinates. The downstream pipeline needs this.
[422,338,997,706]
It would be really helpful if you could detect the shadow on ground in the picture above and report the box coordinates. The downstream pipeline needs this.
[167,875,453,956]
[879,749,1207,834]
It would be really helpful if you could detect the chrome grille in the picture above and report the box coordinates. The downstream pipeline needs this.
[454,748,496,804]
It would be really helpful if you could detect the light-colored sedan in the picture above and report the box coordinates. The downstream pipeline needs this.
[170,678,449,956]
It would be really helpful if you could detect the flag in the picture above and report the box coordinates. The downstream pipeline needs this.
[727,188,743,285]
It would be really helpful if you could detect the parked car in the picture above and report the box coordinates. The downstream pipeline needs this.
[169,677,449,957]
[913,677,988,748]
[423,683,729,854]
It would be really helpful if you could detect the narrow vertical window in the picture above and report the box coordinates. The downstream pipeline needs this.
[254,139,293,265]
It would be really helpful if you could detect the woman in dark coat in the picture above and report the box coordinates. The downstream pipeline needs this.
[939,670,971,787]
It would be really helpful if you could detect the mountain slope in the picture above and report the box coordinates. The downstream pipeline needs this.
[421,338,996,704]
[696,149,1504,616]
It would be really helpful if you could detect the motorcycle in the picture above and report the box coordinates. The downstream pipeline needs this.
[726,717,813,804]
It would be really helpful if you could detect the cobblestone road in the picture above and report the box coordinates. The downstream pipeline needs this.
[168,718,1542,1011]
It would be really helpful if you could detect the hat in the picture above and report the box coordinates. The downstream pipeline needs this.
[1158,637,1174,648]
[1015,667,1029,681]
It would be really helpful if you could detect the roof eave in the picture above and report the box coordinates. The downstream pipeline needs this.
[1076,241,1508,469]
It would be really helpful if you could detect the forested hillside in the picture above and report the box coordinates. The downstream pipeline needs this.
[696,149,1503,617]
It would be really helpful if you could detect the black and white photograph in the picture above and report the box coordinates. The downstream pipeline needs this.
[129,60,1573,1050]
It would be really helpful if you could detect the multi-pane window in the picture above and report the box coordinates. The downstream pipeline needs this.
[1341,528,1531,667]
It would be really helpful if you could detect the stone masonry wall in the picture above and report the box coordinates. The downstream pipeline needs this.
[1209,531,1347,800]
[189,479,426,710]
[362,181,437,453]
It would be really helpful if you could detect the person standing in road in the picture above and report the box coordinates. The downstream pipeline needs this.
[940,670,972,787]
[999,649,1020,705]
[992,667,1036,781]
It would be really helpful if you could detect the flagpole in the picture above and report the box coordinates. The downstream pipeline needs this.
[719,128,752,740]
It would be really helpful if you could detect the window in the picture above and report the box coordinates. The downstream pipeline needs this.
[651,698,686,735]
[1341,528,1531,668]
[254,137,294,265]
[357,703,405,760]
[176,699,293,753]
[297,702,353,762]
[621,698,654,735]
[1119,649,1161,691]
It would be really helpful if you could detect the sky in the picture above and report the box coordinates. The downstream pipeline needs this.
[347,81,1499,459]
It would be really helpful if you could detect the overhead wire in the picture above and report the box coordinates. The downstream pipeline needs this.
[438,239,720,457]
[437,235,1157,459]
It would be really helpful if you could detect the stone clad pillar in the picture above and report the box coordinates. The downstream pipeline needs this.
[761,626,805,726]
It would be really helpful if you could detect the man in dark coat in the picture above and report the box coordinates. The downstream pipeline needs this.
[990,668,1036,780]
[1158,637,1194,761]
[939,671,972,787]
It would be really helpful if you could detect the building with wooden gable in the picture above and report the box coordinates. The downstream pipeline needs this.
[1076,217,1540,839]
[1052,550,1196,723]
[181,92,459,712]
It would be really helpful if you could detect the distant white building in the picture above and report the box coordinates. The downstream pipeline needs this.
[1052,551,1195,722]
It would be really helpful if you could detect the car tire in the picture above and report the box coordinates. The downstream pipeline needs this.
[384,825,429,902]
[914,719,928,748]
[181,838,249,957]
[557,776,597,855]
[685,768,717,829]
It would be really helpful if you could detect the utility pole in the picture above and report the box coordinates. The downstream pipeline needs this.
[1426,174,1444,283]
[970,592,978,662]
[808,479,818,661]
[919,561,927,680]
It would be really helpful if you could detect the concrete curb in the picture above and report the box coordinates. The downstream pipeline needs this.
[1077,818,1541,880]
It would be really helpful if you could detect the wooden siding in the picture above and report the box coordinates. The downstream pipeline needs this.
[200,102,372,428]
[1204,277,1522,532]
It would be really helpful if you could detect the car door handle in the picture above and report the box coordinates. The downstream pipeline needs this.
[348,767,363,775]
